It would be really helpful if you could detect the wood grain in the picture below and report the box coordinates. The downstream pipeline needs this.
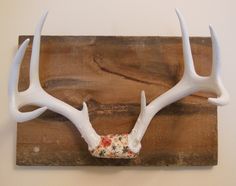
[16,36,217,166]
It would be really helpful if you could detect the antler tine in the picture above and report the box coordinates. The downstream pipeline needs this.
[30,11,48,87]
[209,25,220,77]
[9,39,29,96]
[140,90,146,114]
[8,39,48,122]
[208,26,230,106]
[208,80,230,106]
[175,8,197,78]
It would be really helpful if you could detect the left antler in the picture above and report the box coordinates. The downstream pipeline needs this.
[8,12,101,151]
[128,9,230,153]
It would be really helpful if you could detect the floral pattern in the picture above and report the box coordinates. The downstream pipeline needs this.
[89,134,138,159]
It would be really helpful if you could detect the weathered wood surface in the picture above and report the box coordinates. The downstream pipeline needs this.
[17,36,217,166]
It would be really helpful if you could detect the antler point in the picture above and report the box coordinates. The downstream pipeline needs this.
[141,90,146,112]
[175,8,180,14]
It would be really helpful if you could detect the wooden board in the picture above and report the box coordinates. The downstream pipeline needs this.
[16,36,217,166]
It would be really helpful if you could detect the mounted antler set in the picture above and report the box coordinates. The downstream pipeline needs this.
[9,9,229,159]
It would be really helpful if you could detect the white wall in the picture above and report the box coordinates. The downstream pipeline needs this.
[0,0,235,186]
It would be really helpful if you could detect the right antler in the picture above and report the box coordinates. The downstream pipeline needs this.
[8,12,101,150]
[128,9,230,153]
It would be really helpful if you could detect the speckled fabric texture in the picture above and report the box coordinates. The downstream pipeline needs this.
[89,134,138,159]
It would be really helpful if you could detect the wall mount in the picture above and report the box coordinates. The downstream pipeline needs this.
[9,9,229,166]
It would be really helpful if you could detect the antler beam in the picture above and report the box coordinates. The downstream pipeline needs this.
[8,12,101,150]
[128,9,229,153]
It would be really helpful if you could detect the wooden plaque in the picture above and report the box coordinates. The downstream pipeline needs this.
[16,36,217,166]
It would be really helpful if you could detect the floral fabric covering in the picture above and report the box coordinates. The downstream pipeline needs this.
[89,134,138,159]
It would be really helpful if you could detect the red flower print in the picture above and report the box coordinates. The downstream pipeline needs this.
[90,134,138,159]
[101,136,112,147]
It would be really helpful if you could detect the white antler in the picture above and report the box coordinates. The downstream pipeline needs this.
[128,9,230,153]
[9,10,229,159]
[8,12,100,150]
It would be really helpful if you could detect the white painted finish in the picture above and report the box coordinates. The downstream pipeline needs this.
[8,9,229,155]
[128,9,229,153]
[8,12,101,150]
